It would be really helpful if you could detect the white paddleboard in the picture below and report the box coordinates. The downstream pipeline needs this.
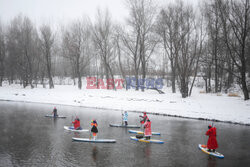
[130,136,164,144]
[64,126,89,132]
[72,137,116,143]
[198,144,224,159]
[109,124,140,128]
[45,115,66,118]
[128,129,161,135]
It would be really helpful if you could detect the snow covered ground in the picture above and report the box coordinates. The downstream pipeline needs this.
[0,82,250,125]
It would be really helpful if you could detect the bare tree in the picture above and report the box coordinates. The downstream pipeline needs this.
[200,43,213,93]
[205,0,224,93]
[92,9,116,90]
[5,15,38,88]
[189,14,206,96]
[114,26,127,88]
[218,0,250,100]
[123,0,158,91]
[166,1,199,98]
[39,24,55,89]
[121,28,141,90]
[62,19,91,89]
[157,7,178,93]
[0,21,5,86]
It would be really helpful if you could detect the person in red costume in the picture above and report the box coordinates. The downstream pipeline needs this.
[144,119,152,140]
[139,112,148,124]
[206,125,218,152]
[72,117,81,130]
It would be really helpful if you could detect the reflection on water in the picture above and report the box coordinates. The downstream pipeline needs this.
[92,146,98,162]
[207,156,217,167]
[143,145,151,164]
[0,101,250,167]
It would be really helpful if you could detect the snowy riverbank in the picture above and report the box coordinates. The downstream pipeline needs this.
[0,84,250,125]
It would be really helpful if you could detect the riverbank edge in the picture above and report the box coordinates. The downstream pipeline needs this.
[1,98,249,127]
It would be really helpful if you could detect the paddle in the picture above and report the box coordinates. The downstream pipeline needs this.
[89,129,92,140]
[139,114,143,130]
[121,111,124,126]
[89,120,93,140]
[71,115,74,127]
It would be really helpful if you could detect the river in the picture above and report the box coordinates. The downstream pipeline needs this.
[0,101,249,167]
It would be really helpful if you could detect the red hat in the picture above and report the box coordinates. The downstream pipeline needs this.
[208,125,212,128]
[144,112,146,115]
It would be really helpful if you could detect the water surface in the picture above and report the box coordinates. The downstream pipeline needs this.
[0,101,249,167]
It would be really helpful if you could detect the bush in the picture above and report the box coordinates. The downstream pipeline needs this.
[228,92,240,97]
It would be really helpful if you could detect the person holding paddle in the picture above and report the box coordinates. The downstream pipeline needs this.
[206,125,218,152]
[91,120,98,140]
[140,112,148,125]
[122,111,128,126]
[72,117,81,130]
[52,107,58,117]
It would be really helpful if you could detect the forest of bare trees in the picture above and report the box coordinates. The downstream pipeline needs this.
[0,0,249,100]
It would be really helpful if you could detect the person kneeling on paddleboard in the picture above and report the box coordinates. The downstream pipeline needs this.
[72,117,81,130]
[144,119,152,140]
[140,112,148,125]
[91,120,98,140]
[52,107,58,117]
[206,125,218,152]
[122,111,128,126]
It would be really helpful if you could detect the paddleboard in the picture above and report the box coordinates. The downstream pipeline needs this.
[45,115,66,118]
[130,136,164,144]
[72,137,116,143]
[128,129,161,135]
[198,144,224,159]
[64,126,89,132]
[109,124,140,128]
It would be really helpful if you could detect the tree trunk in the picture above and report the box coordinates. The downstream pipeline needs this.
[214,53,218,93]
[204,77,208,93]
[0,61,3,86]
[171,61,176,93]
[141,61,146,92]
[208,65,212,92]
[76,58,82,89]
[46,54,54,89]
[241,59,249,100]
[180,76,188,98]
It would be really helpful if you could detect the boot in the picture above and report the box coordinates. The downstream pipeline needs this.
[208,149,212,152]
[212,149,215,152]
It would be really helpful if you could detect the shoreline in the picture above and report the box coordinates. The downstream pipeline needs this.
[1,98,249,127]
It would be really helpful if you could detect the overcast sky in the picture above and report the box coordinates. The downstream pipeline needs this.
[0,0,198,26]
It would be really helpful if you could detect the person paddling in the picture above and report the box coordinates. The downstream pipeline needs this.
[52,107,58,117]
[144,119,152,140]
[72,117,81,130]
[139,112,148,125]
[122,111,128,126]
[206,125,218,152]
[91,120,98,140]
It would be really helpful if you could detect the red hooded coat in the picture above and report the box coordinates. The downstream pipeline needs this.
[206,127,218,149]
[72,119,80,129]
[144,121,152,136]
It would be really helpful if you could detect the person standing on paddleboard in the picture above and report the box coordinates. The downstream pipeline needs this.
[72,117,81,130]
[122,111,128,126]
[206,125,218,152]
[144,119,152,140]
[91,120,98,140]
[52,107,58,117]
[140,112,149,125]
